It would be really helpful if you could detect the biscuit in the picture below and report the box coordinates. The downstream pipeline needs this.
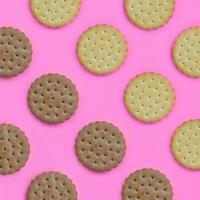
[77,25,128,75]
[28,74,79,124]
[0,27,32,77]
[0,124,30,175]
[173,27,200,77]
[75,121,126,172]
[171,120,200,169]
[125,0,175,30]
[124,72,175,123]
[122,168,173,200]
[27,171,77,200]
[30,0,81,27]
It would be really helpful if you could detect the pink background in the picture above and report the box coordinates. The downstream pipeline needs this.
[0,0,200,199]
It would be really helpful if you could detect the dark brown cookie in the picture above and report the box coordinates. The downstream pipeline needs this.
[0,27,32,77]
[122,169,173,200]
[27,171,77,200]
[0,124,30,175]
[28,74,79,124]
[75,121,126,172]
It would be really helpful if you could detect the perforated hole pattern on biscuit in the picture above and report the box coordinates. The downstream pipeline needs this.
[28,74,78,124]
[122,169,173,200]
[31,0,80,27]
[173,27,200,77]
[77,25,127,74]
[172,120,200,169]
[125,0,175,29]
[0,27,32,77]
[0,124,29,174]
[76,122,126,171]
[125,73,175,122]
[28,172,77,200]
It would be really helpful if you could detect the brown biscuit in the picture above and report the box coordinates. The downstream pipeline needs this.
[0,124,30,175]
[0,27,32,77]
[28,74,79,124]
[75,121,126,172]
[27,171,77,200]
[122,169,173,200]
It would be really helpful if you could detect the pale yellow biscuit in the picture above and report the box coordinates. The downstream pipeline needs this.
[171,120,200,169]
[77,25,128,75]
[173,27,200,77]
[30,0,81,27]
[124,73,175,123]
[125,0,175,30]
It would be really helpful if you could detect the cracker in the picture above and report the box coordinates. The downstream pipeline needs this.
[30,0,81,27]
[0,27,32,77]
[75,121,126,172]
[122,168,173,200]
[173,27,200,77]
[27,171,77,200]
[171,120,200,169]
[28,74,79,124]
[125,0,175,30]
[0,124,30,175]
[77,25,128,75]
[124,72,175,123]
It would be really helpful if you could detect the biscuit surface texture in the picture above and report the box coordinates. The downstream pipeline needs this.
[124,72,175,123]
[0,124,30,175]
[173,27,200,77]
[30,0,80,27]
[75,121,126,171]
[0,27,32,77]
[77,25,127,75]
[172,120,200,169]
[27,171,77,200]
[125,0,175,29]
[28,74,78,124]
[122,169,173,200]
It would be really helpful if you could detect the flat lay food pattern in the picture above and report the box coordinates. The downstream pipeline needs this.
[0,0,200,199]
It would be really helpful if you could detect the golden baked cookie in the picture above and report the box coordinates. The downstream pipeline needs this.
[77,25,127,75]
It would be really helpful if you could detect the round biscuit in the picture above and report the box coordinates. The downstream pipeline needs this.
[124,72,175,123]
[75,121,126,171]
[125,0,175,30]
[171,120,200,169]
[30,0,81,27]
[0,27,32,77]
[77,25,128,75]
[28,74,79,124]
[27,171,77,200]
[173,27,200,77]
[0,124,30,175]
[122,168,173,200]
